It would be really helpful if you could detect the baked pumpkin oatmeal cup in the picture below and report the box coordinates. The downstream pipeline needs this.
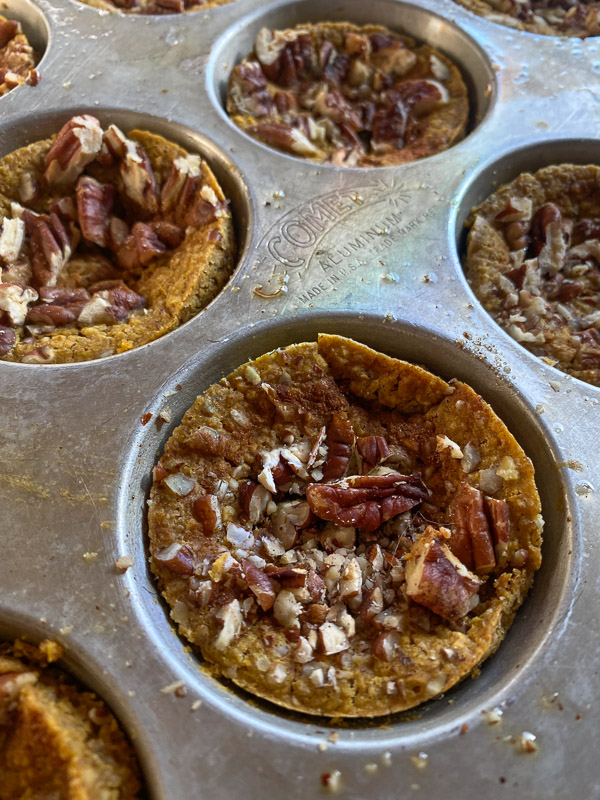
[148,335,543,717]
[0,115,235,364]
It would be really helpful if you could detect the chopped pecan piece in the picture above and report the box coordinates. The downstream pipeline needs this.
[0,283,38,325]
[306,472,428,532]
[265,566,307,588]
[0,217,25,263]
[356,435,391,473]
[369,33,416,76]
[484,496,510,567]
[255,28,314,86]
[76,176,115,247]
[273,589,302,628]
[371,630,403,662]
[527,202,561,259]
[191,494,222,535]
[450,485,496,574]
[317,622,350,655]
[405,528,481,621]
[321,414,355,481]
[270,500,311,549]
[77,282,145,326]
[0,324,16,356]
[116,222,167,272]
[214,599,243,650]
[44,115,103,188]
[227,62,275,118]
[359,585,384,622]
[154,542,194,575]
[242,559,277,611]
[238,480,271,524]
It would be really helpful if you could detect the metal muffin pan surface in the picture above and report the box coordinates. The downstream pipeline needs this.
[1,0,599,796]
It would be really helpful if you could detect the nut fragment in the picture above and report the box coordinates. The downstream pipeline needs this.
[44,116,103,188]
[405,527,481,621]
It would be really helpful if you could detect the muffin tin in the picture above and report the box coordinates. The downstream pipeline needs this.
[0,0,598,796]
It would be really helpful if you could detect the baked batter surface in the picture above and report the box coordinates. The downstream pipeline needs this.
[148,335,542,717]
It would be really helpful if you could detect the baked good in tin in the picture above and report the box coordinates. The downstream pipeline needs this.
[453,0,600,37]
[465,164,600,387]
[148,334,543,717]
[226,22,469,167]
[76,0,233,13]
[0,640,142,799]
[0,15,38,96]
[0,115,235,364]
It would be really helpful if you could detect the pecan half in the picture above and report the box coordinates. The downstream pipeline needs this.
[76,176,115,247]
[246,122,319,157]
[321,414,355,481]
[22,210,73,288]
[306,472,428,532]
[161,153,202,216]
[44,115,103,188]
[405,528,481,621]
[527,202,561,259]
[450,485,496,574]
[356,435,391,473]
[0,18,19,49]
[104,125,159,216]
[484,496,510,567]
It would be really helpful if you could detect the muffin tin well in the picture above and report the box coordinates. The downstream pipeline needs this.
[1,0,598,797]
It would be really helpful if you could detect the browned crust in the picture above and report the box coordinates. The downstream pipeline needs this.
[0,129,236,364]
[147,335,542,718]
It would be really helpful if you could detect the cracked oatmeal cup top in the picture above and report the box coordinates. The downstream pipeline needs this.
[464,163,600,387]
[226,22,469,168]
[0,640,142,799]
[0,115,235,364]
[452,0,600,37]
[148,334,543,717]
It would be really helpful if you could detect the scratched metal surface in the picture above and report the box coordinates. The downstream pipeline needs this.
[0,0,598,796]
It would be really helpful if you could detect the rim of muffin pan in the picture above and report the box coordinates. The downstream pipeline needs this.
[116,311,578,740]
[206,0,498,170]
[0,0,50,95]
[0,609,155,797]
[0,107,253,368]
[451,137,600,395]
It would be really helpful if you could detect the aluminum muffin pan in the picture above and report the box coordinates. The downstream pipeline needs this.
[0,0,599,796]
